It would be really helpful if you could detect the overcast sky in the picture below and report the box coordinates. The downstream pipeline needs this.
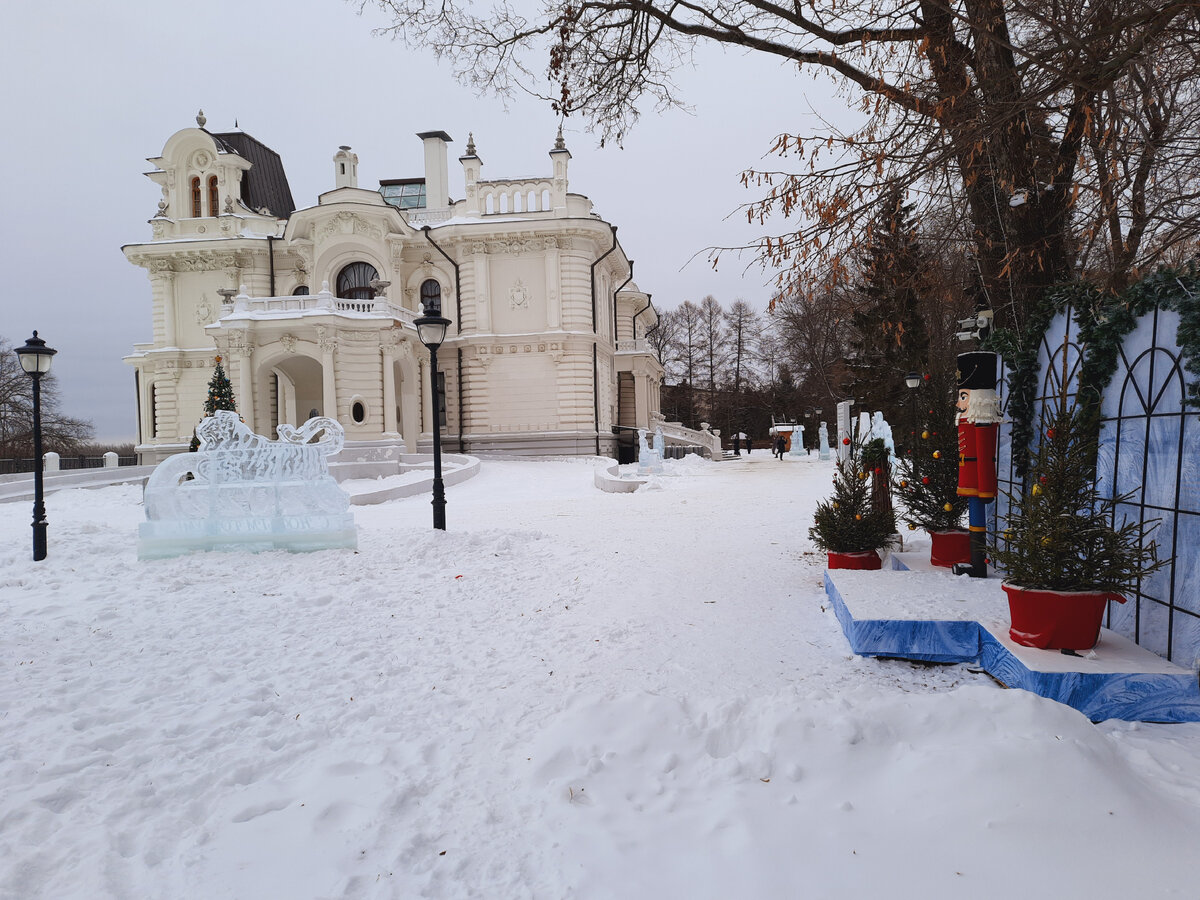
[0,1,839,442]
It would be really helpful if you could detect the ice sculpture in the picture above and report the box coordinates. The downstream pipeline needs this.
[637,428,664,474]
[789,424,806,456]
[818,422,831,460]
[138,411,357,559]
[654,428,665,457]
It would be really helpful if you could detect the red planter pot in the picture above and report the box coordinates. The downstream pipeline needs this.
[929,529,971,568]
[1002,583,1127,651]
[827,550,882,570]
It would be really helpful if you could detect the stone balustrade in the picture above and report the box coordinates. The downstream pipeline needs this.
[225,285,417,326]
[477,179,554,215]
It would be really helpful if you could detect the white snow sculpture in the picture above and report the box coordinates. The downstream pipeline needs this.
[818,422,831,460]
[637,428,664,475]
[138,411,357,559]
[871,411,896,459]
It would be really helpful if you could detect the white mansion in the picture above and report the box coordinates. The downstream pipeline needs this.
[124,114,668,464]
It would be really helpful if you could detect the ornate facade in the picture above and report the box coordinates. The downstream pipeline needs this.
[125,116,664,463]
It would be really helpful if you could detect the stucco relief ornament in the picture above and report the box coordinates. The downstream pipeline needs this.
[280,333,298,354]
[195,296,214,325]
[509,279,531,310]
[155,198,169,218]
[193,150,211,170]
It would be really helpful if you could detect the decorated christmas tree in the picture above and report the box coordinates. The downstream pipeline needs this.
[189,356,238,451]
[989,402,1161,594]
[810,433,897,554]
[893,374,967,533]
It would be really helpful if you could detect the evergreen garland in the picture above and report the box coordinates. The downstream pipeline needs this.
[986,265,1200,478]
[987,403,1163,593]
[189,356,239,451]
[810,433,897,553]
[893,372,966,532]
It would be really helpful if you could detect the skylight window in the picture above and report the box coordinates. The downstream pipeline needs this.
[380,180,426,210]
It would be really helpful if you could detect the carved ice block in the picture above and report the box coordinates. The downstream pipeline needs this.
[138,411,357,559]
[637,428,664,475]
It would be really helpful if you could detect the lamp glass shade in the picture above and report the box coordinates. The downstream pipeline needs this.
[414,315,450,349]
[905,372,921,389]
[16,331,56,375]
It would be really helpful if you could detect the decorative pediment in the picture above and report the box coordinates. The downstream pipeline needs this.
[318,211,384,242]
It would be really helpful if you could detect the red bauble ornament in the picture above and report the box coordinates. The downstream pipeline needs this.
[1046,428,1056,439]
[923,373,930,381]
[1039,475,1047,484]
[873,467,882,474]
[842,437,850,445]
[922,476,930,484]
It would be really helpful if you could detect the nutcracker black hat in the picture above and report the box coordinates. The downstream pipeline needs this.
[956,351,998,391]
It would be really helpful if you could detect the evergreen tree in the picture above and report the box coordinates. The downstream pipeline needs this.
[846,192,931,426]
[990,403,1162,593]
[189,356,238,451]
[894,372,967,532]
[810,433,896,554]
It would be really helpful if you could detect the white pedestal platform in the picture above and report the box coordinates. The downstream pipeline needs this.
[824,551,1200,723]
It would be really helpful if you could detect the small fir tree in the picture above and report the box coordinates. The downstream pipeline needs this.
[189,356,238,451]
[989,403,1162,593]
[810,433,897,554]
[894,374,967,532]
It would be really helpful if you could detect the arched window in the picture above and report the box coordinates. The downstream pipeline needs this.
[336,262,379,300]
[419,279,442,315]
[292,285,310,296]
[208,176,219,216]
[190,177,202,218]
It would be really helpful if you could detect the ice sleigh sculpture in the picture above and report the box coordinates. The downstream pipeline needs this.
[138,410,357,559]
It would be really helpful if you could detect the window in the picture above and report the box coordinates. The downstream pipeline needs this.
[292,285,310,296]
[379,180,427,210]
[419,279,442,316]
[190,177,201,218]
[336,262,379,300]
[351,401,366,424]
[208,176,219,216]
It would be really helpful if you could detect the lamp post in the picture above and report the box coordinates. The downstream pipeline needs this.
[904,372,921,456]
[414,309,451,530]
[15,331,57,561]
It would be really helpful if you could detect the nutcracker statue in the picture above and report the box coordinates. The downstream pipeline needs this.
[952,351,1001,578]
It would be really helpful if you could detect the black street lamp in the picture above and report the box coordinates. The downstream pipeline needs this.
[414,310,451,530]
[905,372,921,455]
[14,331,57,561]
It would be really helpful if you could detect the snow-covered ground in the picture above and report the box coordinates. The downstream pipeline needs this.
[2,452,1199,899]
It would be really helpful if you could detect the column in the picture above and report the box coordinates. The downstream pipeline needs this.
[473,246,491,333]
[154,270,176,347]
[381,344,398,435]
[238,346,255,429]
[545,241,561,330]
[419,357,432,436]
[319,328,338,420]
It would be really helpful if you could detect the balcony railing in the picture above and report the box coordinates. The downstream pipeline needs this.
[616,339,650,354]
[224,286,417,326]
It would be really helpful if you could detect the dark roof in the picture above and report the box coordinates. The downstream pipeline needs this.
[210,131,296,219]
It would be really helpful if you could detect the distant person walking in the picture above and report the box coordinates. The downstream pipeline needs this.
[744,438,752,455]
[774,435,786,459]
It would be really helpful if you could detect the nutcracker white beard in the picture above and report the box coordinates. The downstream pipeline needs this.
[957,388,1002,425]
